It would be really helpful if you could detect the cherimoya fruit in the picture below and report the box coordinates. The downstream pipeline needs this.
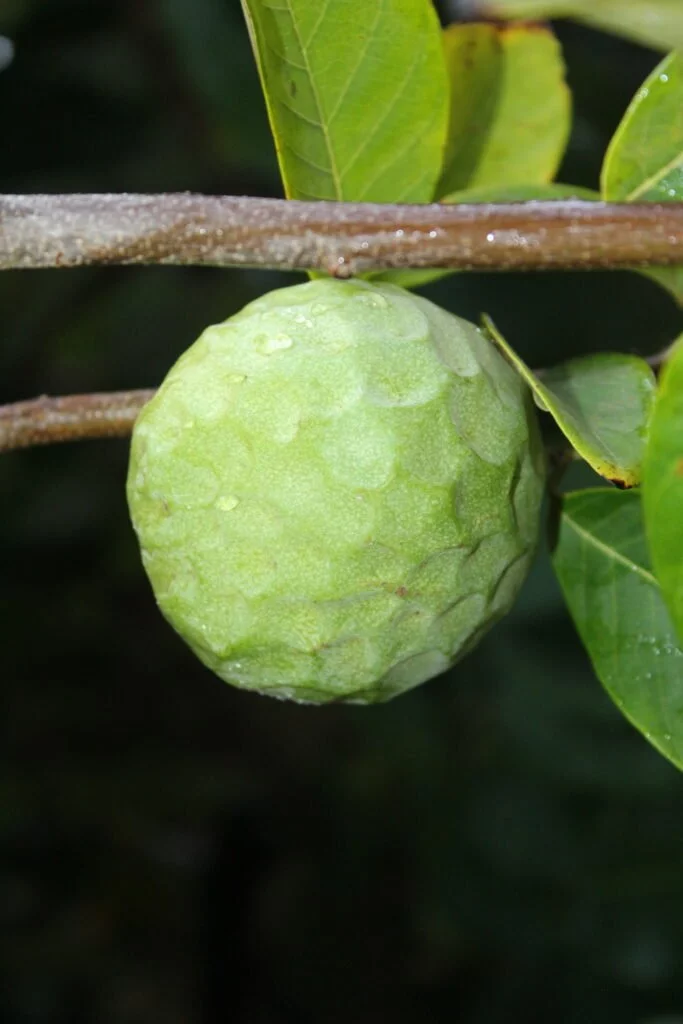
[127,280,544,703]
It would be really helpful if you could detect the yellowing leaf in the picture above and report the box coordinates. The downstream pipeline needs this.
[437,21,570,198]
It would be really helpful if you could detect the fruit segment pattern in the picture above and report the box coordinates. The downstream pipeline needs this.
[127,281,544,703]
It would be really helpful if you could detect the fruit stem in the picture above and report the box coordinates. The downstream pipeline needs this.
[3,194,683,273]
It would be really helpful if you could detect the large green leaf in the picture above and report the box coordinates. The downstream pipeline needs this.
[469,0,683,53]
[643,339,683,641]
[602,52,683,305]
[240,0,448,202]
[436,22,570,198]
[372,183,598,290]
[552,488,683,771]
[485,317,656,487]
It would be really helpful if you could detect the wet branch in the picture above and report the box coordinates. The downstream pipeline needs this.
[3,193,683,274]
[0,391,155,453]
[3,192,683,454]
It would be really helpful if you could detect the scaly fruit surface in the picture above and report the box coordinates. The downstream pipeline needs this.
[127,280,544,703]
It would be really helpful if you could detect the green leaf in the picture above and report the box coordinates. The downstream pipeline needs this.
[439,183,600,205]
[436,22,570,199]
[469,0,683,54]
[642,266,683,309]
[552,488,683,771]
[602,52,683,304]
[240,0,448,202]
[643,338,683,642]
[372,183,598,290]
[602,52,683,203]
[484,317,657,486]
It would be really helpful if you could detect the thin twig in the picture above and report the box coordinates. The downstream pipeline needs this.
[3,194,683,274]
[0,391,155,452]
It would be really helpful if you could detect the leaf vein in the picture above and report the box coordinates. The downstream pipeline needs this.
[327,0,384,125]
[285,0,342,197]
[628,150,683,201]
[276,95,322,129]
[563,510,658,587]
[346,36,423,194]
[265,36,307,71]
[282,138,331,175]
[302,0,331,50]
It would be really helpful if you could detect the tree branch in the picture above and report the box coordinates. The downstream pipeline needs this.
[3,193,683,274]
[0,391,155,453]
[3,193,683,455]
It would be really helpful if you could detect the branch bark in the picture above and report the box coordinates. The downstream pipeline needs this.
[3,193,683,455]
[0,391,154,453]
[3,193,683,274]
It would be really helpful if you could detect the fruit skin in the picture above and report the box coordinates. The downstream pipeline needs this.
[127,279,544,704]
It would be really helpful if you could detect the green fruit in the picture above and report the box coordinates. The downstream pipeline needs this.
[127,280,544,704]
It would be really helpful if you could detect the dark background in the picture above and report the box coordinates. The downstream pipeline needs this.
[2,2,683,1022]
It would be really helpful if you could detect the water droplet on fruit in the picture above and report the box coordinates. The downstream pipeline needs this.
[356,289,388,309]
[256,332,293,354]
[294,313,313,327]
[216,495,240,511]
[310,302,331,316]
[660,73,669,83]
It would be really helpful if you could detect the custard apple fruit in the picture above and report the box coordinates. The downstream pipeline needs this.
[127,280,544,703]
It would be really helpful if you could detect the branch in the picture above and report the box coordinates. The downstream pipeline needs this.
[0,391,154,453]
[4,193,683,274]
[3,193,683,455]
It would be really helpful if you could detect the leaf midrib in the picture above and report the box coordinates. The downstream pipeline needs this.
[627,149,683,201]
[563,509,658,587]
[284,0,341,198]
